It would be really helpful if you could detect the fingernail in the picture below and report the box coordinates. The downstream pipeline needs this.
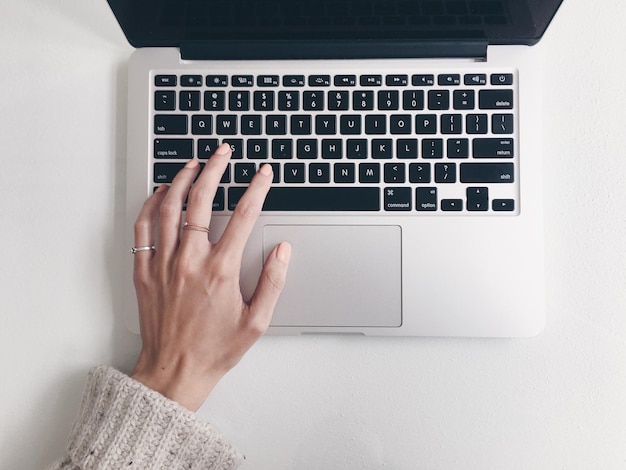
[185,158,199,168]
[277,242,291,263]
[215,143,232,155]
[155,184,168,193]
[259,164,273,176]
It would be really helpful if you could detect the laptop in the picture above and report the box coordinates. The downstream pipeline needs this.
[107,0,563,337]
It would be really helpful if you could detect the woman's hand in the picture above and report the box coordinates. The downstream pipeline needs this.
[130,143,291,411]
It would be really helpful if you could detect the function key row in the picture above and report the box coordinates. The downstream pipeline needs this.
[155,73,514,88]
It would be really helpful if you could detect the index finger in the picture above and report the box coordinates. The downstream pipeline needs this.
[216,164,273,260]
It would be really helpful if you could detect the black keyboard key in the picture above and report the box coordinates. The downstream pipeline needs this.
[441,199,463,211]
[335,163,356,183]
[438,74,460,86]
[284,163,306,183]
[257,75,279,87]
[334,75,357,86]
[266,115,287,135]
[291,115,312,135]
[384,163,405,183]
[428,90,450,110]
[360,75,382,86]
[467,114,488,134]
[453,90,475,110]
[154,162,184,183]
[213,187,225,211]
[479,89,513,109]
[283,75,305,87]
[272,139,293,159]
[154,139,193,159]
[384,187,412,211]
[365,115,386,134]
[493,199,515,211]
[191,115,212,135]
[347,139,367,159]
[229,187,380,211]
[303,91,325,111]
[226,139,243,159]
[372,139,393,159]
[422,139,444,158]
[403,90,424,110]
[241,115,262,135]
[309,163,331,183]
[359,163,380,183]
[412,74,435,86]
[447,138,469,158]
[204,91,225,111]
[386,75,408,86]
[154,115,187,135]
[409,163,431,183]
[309,75,331,87]
[460,163,514,183]
[416,187,437,211]
[232,75,254,87]
[378,90,399,110]
[416,114,437,134]
[179,91,200,111]
[390,115,412,135]
[206,75,228,87]
[197,139,219,159]
[473,138,514,158]
[254,91,275,111]
[491,74,514,85]
[328,91,349,110]
[297,139,317,159]
[155,75,177,87]
[278,91,300,110]
[353,91,374,110]
[340,115,362,135]
[234,163,256,183]
[397,139,418,158]
[464,74,486,86]
[315,115,336,135]
[181,75,202,87]
[322,139,343,159]
[441,114,462,134]
[229,91,250,111]
[492,114,514,134]
[466,187,488,211]
[247,139,268,159]
[155,91,176,111]
[434,163,456,183]
[216,115,237,135]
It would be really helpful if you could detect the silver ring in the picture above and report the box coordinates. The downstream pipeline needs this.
[130,245,156,254]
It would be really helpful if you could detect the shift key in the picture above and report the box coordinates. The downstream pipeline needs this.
[460,163,514,183]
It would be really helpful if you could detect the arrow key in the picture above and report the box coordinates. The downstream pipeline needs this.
[467,187,488,211]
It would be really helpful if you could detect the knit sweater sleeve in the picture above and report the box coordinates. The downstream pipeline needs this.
[46,365,243,470]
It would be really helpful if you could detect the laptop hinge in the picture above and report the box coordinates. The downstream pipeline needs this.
[180,40,488,61]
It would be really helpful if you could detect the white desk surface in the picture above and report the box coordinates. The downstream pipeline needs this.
[1,0,625,468]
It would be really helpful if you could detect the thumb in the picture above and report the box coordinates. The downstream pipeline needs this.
[248,242,291,327]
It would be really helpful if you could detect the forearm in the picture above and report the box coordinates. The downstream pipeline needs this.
[48,366,242,470]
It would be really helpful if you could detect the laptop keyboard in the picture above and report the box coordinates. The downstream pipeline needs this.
[151,67,518,214]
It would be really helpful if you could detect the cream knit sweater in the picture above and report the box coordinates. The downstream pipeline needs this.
[48,365,243,470]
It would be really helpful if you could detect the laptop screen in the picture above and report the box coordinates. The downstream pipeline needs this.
[108,0,563,49]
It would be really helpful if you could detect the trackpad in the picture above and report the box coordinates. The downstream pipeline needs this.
[263,225,402,328]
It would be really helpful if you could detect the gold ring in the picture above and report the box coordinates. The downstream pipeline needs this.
[182,222,210,234]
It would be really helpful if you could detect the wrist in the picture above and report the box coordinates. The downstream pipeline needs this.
[131,359,222,412]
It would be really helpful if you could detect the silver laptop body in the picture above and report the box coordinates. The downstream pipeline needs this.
[108,0,563,336]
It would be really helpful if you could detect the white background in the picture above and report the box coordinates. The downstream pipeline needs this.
[1,0,625,468]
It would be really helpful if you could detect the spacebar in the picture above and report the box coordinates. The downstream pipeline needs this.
[228,187,380,211]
